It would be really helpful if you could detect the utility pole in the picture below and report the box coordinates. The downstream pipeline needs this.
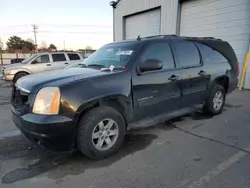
[63,40,66,50]
[32,25,38,53]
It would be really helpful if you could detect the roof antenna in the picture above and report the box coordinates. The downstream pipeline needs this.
[137,35,141,41]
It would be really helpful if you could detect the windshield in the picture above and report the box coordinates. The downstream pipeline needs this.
[21,54,37,64]
[65,59,86,68]
[83,42,137,70]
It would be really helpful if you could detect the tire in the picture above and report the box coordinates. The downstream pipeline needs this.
[77,106,126,160]
[203,83,226,115]
[13,72,28,83]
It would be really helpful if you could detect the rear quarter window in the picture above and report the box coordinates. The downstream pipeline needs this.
[68,53,81,60]
[198,44,228,64]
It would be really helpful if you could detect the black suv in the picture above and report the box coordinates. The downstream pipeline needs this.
[11,35,239,159]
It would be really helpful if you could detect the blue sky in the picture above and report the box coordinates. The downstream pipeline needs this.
[0,0,113,49]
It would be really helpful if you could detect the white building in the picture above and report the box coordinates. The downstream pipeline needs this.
[111,0,250,88]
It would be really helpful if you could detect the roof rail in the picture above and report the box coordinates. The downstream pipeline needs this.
[140,35,178,39]
[183,36,222,41]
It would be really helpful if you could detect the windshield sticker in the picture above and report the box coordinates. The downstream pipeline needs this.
[116,50,133,55]
[107,48,114,52]
[109,65,115,71]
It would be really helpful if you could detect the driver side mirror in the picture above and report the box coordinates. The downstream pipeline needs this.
[138,59,163,73]
[31,60,38,64]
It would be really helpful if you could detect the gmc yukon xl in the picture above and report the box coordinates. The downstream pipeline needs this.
[11,35,239,159]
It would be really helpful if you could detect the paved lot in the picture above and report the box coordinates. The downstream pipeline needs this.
[0,78,250,188]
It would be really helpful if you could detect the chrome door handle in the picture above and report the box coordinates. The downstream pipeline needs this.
[198,70,206,76]
[168,75,179,81]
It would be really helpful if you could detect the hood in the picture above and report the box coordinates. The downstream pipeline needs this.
[16,68,111,93]
[2,63,23,70]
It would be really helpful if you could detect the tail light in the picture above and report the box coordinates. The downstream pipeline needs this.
[236,62,240,77]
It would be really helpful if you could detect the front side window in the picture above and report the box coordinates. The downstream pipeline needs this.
[140,42,175,69]
[33,55,50,64]
[174,42,201,68]
[52,54,66,62]
[83,42,138,70]
[21,54,37,64]
[68,53,81,60]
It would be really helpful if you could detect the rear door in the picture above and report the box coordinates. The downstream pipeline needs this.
[172,41,210,107]
[51,53,69,70]
[132,40,182,120]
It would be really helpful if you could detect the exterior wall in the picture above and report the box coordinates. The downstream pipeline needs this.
[114,0,179,41]
[180,0,250,66]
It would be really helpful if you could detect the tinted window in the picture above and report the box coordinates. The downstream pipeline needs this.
[34,55,50,64]
[141,42,175,69]
[174,42,200,67]
[68,53,80,60]
[199,44,228,63]
[52,54,66,62]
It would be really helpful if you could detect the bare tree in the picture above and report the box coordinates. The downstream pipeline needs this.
[85,45,92,50]
[40,40,47,49]
[0,38,3,50]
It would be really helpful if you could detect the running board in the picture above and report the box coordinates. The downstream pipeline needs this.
[127,106,200,130]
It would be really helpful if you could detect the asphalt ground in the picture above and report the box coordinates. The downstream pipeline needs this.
[0,77,250,188]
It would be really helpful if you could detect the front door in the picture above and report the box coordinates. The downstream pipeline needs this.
[29,54,52,73]
[172,41,210,107]
[132,40,182,121]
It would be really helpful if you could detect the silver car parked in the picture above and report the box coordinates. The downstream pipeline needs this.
[1,52,83,82]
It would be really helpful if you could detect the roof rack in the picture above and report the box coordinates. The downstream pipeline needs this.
[182,36,222,41]
[136,35,178,40]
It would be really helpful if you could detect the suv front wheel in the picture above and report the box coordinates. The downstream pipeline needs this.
[13,72,28,83]
[77,106,125,160]
[203,83,226,115]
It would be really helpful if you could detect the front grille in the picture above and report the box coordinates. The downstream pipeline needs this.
[12,86,29,114]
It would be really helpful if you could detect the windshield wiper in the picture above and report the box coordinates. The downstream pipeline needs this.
[87,64,105,68]
[78,64,87,68]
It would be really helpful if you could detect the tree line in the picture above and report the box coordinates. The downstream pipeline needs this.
[4,36,57,53]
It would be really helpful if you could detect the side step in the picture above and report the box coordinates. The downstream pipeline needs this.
[128,107,193,130]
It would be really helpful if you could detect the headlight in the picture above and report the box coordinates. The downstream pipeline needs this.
[32,87,60,115]
[4,69,12,74]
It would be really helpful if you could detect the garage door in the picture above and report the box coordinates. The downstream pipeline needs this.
[180,0,250,65]
[125,9,161,39]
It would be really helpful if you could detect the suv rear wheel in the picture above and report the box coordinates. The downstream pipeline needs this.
[203,83,226,115]
[77,106,125,160]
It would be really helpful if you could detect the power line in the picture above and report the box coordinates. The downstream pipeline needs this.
[0,25,30,30]
[38,31,110,35]
[38,24,112,28]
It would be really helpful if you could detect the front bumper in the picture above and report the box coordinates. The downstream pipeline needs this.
[11,106,76,152]
[2,74,15,81]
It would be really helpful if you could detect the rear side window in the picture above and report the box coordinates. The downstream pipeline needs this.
[199,44,228,63]
[68,53,81,60]
[174,42,201,68]
[52,54,66,62]
[141,42,175,69]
